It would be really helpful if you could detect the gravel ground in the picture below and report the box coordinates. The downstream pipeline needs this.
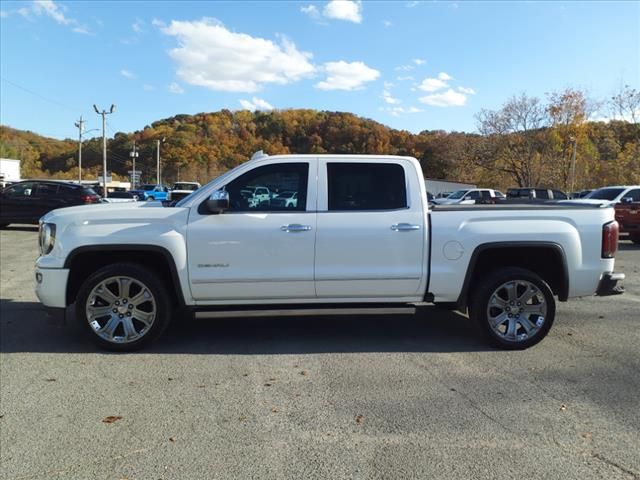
[1,225,639,480]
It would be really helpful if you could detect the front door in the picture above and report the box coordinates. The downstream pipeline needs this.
[187,161,317,302]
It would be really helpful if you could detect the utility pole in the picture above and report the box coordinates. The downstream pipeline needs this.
[129,140,139,189]
[156,137,165,185]
[93,104,116,198]
[569,136,577,193]
[74,116,85,182]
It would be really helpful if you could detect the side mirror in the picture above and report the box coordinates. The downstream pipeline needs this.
[621,197,633,204]
[205,189,229,213]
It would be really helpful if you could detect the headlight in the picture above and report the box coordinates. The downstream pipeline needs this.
[38,222,56,255]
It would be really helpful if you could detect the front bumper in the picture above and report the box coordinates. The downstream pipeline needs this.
[596,272,625,296]
[35,267,69,308]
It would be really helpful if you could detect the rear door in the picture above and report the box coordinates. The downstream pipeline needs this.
[0,182,38,223]
[32,182,62,218]
[315,159,426,298]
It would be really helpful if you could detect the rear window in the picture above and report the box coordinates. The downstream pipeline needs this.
[535,189,550,199]
[328,163,407,211]
[81,188,97,195]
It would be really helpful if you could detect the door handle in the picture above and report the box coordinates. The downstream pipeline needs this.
[281,224,312,233]
[391,223,421,231]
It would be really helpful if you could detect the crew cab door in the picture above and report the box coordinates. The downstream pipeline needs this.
[315,159,426,298]
[187,161,317,301]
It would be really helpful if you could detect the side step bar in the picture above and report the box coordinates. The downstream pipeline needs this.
[195,306,417,319]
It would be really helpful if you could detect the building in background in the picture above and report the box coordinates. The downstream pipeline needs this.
[0,158,21,188]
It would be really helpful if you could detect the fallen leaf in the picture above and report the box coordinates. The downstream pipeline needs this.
[196,384,206,388]
[242,373,248,377]
[264,383,272,387]
[355,414,364,424]
[238,415,247,422]
[269,377,276,381]
[582,432,593,439]
[559,404,567,411]
[271,407,278,413]
[300,370,308,376]
[169,437,176,443]
[102,415,123,424]
[168,377,173,381]
[45,378,56,382]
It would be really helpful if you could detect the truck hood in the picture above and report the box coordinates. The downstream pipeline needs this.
[41,201,183,226]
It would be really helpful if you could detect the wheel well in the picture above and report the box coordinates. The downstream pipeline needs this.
[65,248,183,307]
[458,245,568,307]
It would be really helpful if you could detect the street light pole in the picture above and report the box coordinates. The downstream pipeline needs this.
[569,136,577,193]
[93,104,116,198]
[156,137,165,185]
[74,116,85,183]
[129,141,139,189]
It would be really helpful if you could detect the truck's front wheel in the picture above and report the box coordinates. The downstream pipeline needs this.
[469,267,555,350]
[76,263,171,351]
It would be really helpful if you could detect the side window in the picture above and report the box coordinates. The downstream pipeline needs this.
[4,182,35,197]
[327,163,407,211]
[535,189,550,199]
[35,183,59,196]
[225,163,309,212]
[58,185,76,196]
[552,190,567,199]
[480,190,491,199]
[466,191,481,200]
[627,189,640,202]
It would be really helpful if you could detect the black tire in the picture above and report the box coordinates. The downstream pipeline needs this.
[147,196,155,201]
[75,262,172,351]
[0,223,8,229]
[469,267,555,350]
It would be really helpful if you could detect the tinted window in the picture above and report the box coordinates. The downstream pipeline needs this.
[535,189,550,199]
[480,190,491,199]
[82,187,97,196]
[108,191,134,199]
[4,182,35,197]
[58,185,81,196]
[466,191,481,200]
[552,190,567,199]
[587,188,625,200]
[225,163,308,212]
[448,189,468,199]
[626,189,640,202]
[328,163,407,211]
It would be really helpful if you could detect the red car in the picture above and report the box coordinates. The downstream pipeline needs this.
[615,199,640,244]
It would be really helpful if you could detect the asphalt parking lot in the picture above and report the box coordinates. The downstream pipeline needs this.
[1,226,639,480]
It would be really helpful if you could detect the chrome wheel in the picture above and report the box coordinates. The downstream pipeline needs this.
[486,279,547,343]
[85,276,156,344]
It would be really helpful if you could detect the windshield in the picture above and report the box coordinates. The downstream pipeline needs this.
[586,188,625,200]
[447,189,469,199]
[174,162,243,208]
[141,185,156,191]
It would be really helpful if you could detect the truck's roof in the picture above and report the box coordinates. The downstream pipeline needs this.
[431,202,607,211]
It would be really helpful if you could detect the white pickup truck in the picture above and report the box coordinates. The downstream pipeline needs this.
[34,154,624,351]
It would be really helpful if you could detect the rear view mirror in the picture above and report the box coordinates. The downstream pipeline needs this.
[621,197,633,204]
[206,189,229,214]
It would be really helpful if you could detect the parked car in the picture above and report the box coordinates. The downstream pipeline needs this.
[578,186,640,204]
[614,192,640,244]
[506,188,568,200]
[139,184,169,201]
[270,190,298,209]
[101,191,138,203]
[570,189,594,199]
[432,188,505,205]
[434,191,452,199]
[167,182,201,204]
[35,153,623,352]
[0,180,100,227]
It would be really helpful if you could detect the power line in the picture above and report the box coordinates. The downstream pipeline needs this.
[1,76,83,114]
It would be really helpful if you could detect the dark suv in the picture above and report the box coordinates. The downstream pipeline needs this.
[0,180,101,227]
[506,188,568,201]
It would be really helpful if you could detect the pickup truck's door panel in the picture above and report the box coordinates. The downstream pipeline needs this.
[187,161,317,301]
[315,160,426,297]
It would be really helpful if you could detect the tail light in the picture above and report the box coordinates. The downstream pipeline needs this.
[81,194,98,204]
[602,221,619,258]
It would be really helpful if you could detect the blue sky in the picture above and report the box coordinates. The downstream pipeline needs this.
[1,0,638,140]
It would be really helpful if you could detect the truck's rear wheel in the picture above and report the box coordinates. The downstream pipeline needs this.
[76,263,171,351]
[469,267,555,350]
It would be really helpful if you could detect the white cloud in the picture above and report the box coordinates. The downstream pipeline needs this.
[151,18,166,28]
[438,71,452,81]
[239,97,274,111]
[458,86,476,94]
[132,19,144,33]
[383,20,392,27]
[382,106,423,117]
[395,64,414,72]
[397,75,414,81]
[120,69,136,79]
[383,81,395,88]
[419,88,468,107]
[301,5,320,18]
[413,58,426,65]
[315,61,379,91]
[406,1,422,7]
[382,90,400,104]
[21,0,92,34]
[169,82,184,94]
[418,77,448,92]
[323,0,362,24]
[160,18,315,93]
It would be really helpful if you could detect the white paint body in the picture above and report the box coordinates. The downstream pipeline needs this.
[35,155,617,310]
